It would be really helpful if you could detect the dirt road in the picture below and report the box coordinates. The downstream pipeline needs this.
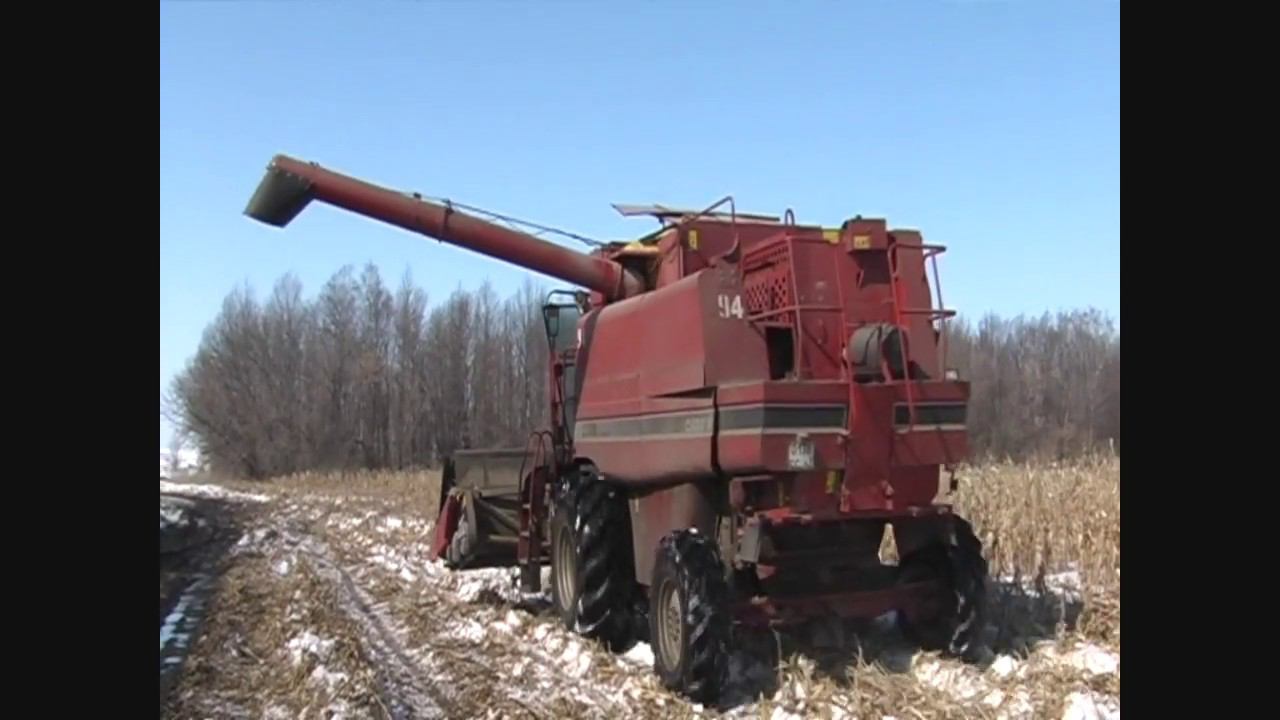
[159,480,1119,720]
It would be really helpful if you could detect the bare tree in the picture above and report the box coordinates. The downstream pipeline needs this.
[169,264,1120,480]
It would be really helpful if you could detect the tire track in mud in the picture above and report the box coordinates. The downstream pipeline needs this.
[159,493,247,709]
[159,573,215,705]
[408,588,630,718]
[359,534,638,715]
[283,528,453,719]
[295,506,636,718]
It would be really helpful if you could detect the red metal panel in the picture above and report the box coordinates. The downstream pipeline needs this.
[700,265,771,386]
[430,494,462,559]
[787,237,847,380]
[887,465,945,508]
[888,229,942,378]
[784,472,842,515]
[583,437,710,486]
[896,381,968,404]
[577,274,708,415]
[666,221,792,282]
[845,384,897,512]
[843,219,897,328]
[629,481,719,585]
[716,380,848,406]
[735,583,940,626]
[893,431,969,468]
[575,267,770,486]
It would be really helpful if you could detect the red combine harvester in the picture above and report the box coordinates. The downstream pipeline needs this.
[245,155,987,703]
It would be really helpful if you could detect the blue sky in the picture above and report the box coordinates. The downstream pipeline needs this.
[160,1,1119,447]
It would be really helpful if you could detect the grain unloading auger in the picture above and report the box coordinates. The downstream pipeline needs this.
[246,154,989,703]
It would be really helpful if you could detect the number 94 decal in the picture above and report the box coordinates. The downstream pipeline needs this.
[717,293,744,319]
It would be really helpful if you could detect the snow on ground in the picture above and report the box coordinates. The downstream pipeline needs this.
[913,657,986,701]
[159,496,195,531]
[164,482,1120,719]
[160,583,199,651]
[160,480,269,503]
[287,630,336,666]
[991,654,1019,678]
[1052,643,1120,676]
[622,641,655,667]
[1063,690,1121,720]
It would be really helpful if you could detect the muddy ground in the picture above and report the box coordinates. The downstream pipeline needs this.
[160,488,258,704]
[158,479,1119,720]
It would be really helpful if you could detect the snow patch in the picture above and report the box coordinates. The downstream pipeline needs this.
[287,631,336,666]
[622,641,654,667]
[1057,643,1120,676]
[1004,689,1035,719]
[494,610,525,633]
[309,665,349,690]
[1000,568,1086,602]
[451,568,514,603]
[159,497,194,530]
[1062,691,1120,720]
[159,585,197,651]
[333,515,363,532]
[320,699,359,720]
[559,640,593,678]
[542,632,566,655]
[275,558,292,576]
[913,659,985,700]
[233,527,276,553]
[447,618,487,643]
[161,480,269,503]
[991,654,1019,678]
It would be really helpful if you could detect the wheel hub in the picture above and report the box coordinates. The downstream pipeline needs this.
[657,579,683,668]
[555,527,576,612]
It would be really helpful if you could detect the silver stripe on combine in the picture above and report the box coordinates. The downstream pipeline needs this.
[575,403,848,442]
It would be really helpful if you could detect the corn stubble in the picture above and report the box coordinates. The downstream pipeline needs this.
[198,456,1120,717]
[955,453,1120,651]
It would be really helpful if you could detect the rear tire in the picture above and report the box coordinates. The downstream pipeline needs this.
[896,516,988,658]
[548,467,635,650]
[650,530,731,705]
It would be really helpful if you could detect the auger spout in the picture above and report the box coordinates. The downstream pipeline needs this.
[245,154,643,300]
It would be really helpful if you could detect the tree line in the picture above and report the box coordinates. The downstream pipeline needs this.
[166,265,1119,479]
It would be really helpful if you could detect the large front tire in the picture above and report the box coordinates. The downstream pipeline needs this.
[548,469,634,650]
[649,530,731,705]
